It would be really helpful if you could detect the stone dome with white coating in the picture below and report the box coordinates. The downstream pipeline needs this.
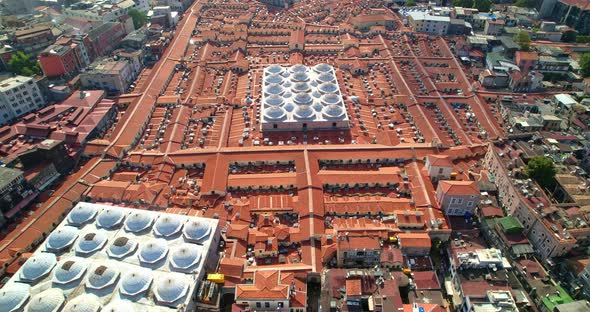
[85,264,119,290]
[169,244,201,271]
[264,74,283,85]
[0,282,29,312]
[183,220,211,242]
[97,208,125,229]
[264,83,285,97]
[291,81,311,93]
[318,82,338,94]
[154,276,189,305]
[293,92,313,105]
[25,288,64,312]
[107,236,138,259]
[75,231,108,255]
[124,211,154,233]
[265,64,284,75]
[294,105,316,119]
[290,72,309,82]
[46,226,78,252]
[102,300,136,312]
[265,94,284,106]
[153,215,183,237]
[323,104,346,119]
[313,63,332,73]
[320,93,342,106]
[289,64,308,73]
[68,204,97,226]
[119,268,152,296]
[52,258,87,285]
[62,294,101,312]
[20,253,57,283]
[260,64,349,131]
[138,239,168,264]
[316,72,335,83]
[264,106,287,121]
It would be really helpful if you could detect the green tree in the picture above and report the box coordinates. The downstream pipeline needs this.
[577,36,590,44]
[475,0,492,12]
[452,0,473,7]
[580,53,590,77]
[7,51,42,76]
[515,0,535,7]
[128,9,148,29]
[526,156,557,190]
[406,0,416,6]
[514,30,531,51]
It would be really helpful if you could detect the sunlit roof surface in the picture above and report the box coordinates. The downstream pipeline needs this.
[1,203,218,312]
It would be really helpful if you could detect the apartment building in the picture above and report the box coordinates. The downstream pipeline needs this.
[407,11,450,35]
[483,144,577,259]
[38,44,80,78]
[234,270,306,312]
[425,154,454,181]
[80,59,139,95]
[13,26,55,56]
[435,180,480,216]
[336,235,382,267]
[63,0,149,22]
[0,76,45,125]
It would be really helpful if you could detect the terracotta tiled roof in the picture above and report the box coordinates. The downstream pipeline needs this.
[235,270,289,300]
[398,232,432,249]
[219,257,245,278]
[438,180,479,196]
[412,271,441,290]
[346,279,362,297]
[426,155,453,168]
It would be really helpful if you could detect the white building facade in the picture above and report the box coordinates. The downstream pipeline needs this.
[0,76,45,125]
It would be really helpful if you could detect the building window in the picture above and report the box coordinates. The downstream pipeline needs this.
[256,302,261,308]
[264,302,270,308]
[467,201,474,208]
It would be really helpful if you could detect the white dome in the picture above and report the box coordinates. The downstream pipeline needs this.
[85,264,119,290]
[97,208,126,229]
[265,64,284,75]
[138,239,168,264]
[320,93,342,106]
[290,72,309,82]
[0,282,30,312]
[169,244,201,271]
[294,105,316,119]
[293,93,313,105]
[154,276,189,305]
[313,63,332,73]
[264,84,285,96]
[46,226,78,252]
[318,82,338,94]
[120,268,152,296]
[322,104,345,119]
[25,288,64,312]
[312,102,324,112]
[289,64,308,73]
[291,82,311,93]
[183,220,211,242]
[102,300,136,312]
[316,72,335,83]
[75,231,108,255]
[67,205,97,226]
[124,212,154,233]
[283,102,295,112]
[264,106,287,121]
[20,253,57,283]
[153,215,183,237]
[264,74,283,85]
[62,294,101,312]
[107,236,138,259]
[52,258,87,285]
[264,94,284,106]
